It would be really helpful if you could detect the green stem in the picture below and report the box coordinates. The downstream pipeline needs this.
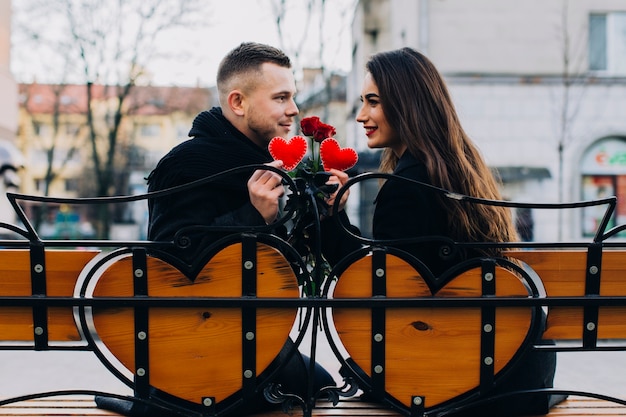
[316,141,321,171]
[309,136,317,171]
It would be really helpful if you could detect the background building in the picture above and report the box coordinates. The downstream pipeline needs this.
[347,0,626,241]
[0,0,22,234]
[16,82,214,238]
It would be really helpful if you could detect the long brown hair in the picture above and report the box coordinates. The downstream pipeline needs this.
[366,47,518,247]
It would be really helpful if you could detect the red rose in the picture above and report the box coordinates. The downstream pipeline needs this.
[300,116,321,136]
[313,122,336,143]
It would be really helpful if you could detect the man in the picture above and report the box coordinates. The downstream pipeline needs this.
[96,42,336,417]
[146,42,298,270]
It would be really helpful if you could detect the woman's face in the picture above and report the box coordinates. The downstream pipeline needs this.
[356,73,405,156]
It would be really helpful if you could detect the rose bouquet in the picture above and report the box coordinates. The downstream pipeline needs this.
[268,117,358,292]
[269,116,358,176]
[268,116,358,214]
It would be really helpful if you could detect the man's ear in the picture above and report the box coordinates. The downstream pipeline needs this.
[227,90,245,116]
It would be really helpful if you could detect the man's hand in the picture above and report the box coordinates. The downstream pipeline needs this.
[325,169,350,215]
[248,160,285,224]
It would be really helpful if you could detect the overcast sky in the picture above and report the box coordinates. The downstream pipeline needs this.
[152,1,355,86]
[11,0,355,87]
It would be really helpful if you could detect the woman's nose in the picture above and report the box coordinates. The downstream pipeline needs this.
[356,105,367,123]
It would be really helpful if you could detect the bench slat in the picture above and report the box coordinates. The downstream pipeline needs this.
[3,249,626,344]
[1,397,624,417]
[0,250,99,343]
[504,250,626,341]
[0,398,116,416]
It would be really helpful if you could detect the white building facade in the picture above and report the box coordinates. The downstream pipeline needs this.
[347,0,626,241]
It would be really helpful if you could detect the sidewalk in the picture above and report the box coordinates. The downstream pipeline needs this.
[1,348,626,401]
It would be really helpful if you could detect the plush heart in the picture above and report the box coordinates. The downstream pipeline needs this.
[319,138,358,171]
[329,253,537,412]
[268,136,308,170]
[83,243,300,407]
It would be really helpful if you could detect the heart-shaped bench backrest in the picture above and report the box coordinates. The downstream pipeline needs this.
[326,251,542,412]
[78,242,300,409]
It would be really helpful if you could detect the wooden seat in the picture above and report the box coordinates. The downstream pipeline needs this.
[0,397,624,417]
[328,251,543,411]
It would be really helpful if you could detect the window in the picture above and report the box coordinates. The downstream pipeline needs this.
[32,121,50,137]
[65,178,79,192]
[140,124,161,137]
[176,123,188,141]
[34,178,45,192]
[31,150,48,165]
[580,137,626,237]
[60,95,75,106]
[65,123,80,136]
[589,12,626,74]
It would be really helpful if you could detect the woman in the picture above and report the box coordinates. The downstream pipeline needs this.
[358,47,516,274]
[332,47,558,416]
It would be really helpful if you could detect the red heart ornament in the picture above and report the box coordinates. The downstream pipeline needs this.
[268,136,308,170]
[319,138,358,171]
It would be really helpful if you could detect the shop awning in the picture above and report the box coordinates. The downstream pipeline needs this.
[492,166,551,183]
[349,157,551,184]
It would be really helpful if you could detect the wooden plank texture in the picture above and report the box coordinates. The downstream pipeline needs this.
[0,397,624,416]
[0,397,118,416]
[331,253,539,409]
[504,250,626,342]
[0,250,100,343]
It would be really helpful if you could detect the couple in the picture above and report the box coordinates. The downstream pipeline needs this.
[98,42,557,417]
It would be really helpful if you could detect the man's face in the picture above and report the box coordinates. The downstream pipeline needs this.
[241,63,299,148]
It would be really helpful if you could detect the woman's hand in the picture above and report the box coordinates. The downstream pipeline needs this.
[324,169,351,215]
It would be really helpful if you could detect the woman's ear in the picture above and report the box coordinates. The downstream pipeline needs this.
[227,90,245,116]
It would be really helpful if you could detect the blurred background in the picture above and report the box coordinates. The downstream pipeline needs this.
[2,0,626,403]
[2,0,626,243]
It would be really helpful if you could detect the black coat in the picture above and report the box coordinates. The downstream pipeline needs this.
[146,107,348,271]
[147,108,271,267]
[146,108,338,412]
[372,151,459,276]
[368,152,557,416]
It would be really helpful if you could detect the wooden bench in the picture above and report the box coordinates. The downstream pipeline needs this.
[2,177,626,417]
[2,244,626,416]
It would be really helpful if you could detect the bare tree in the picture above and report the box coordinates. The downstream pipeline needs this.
[14,0,207,238]
[555,0,590,240]
[264,0,356,118]
[269,0,315,67]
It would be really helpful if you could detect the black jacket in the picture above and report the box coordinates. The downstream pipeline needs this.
[372,151,459,276]
[147,108,271,267]
[146,107,352,272]
[371,152,556,416]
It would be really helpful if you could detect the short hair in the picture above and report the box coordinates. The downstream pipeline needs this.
[217,42,292,101]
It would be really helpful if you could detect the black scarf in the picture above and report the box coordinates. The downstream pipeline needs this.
[147,108,272,192]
